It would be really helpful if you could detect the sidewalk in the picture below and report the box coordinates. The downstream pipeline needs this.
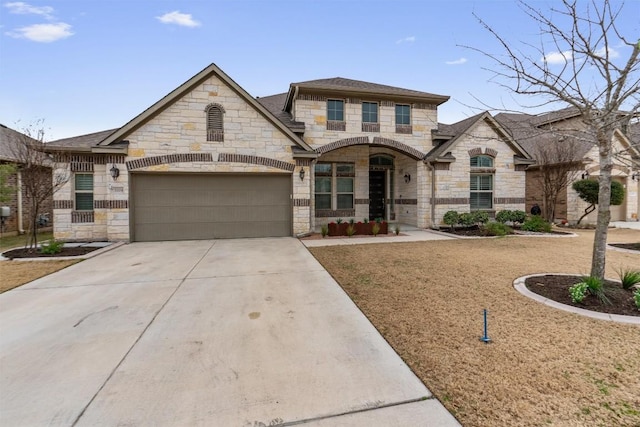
[301,228,455,247]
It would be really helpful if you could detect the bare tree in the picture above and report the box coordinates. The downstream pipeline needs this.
[470,0,640,280]
[10,120,69,250]
[530,138,582,222]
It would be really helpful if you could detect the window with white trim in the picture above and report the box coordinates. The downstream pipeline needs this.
[470,155,494,210]
[314,163,355,210]
[74,173,93,211]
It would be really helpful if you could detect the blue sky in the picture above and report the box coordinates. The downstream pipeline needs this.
[0,0,638,140]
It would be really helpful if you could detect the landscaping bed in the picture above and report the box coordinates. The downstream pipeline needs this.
[525,275,638,316]
[2,246,99,259]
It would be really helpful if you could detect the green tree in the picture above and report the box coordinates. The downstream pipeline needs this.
[572,179,624,225]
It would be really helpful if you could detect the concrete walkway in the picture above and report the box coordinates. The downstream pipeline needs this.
[0,238,459,426]
[302,228,455,247]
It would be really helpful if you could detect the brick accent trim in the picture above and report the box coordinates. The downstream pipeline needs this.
[395,199,418,205]
[72,211,94,223]
[204,102,226,113]
[207,130,224,142]
[295,159,311,166]
[293,198,310,207]
[395,124,412,134]
[485,148,498,158]
[346,98,361,104]
[218,153,295,172]
[413,103,437,110]
[355,198,370,204]
[372,137,425,160]
[380,100,394,107]
[94,200,128,209]
[126,153,214,170]
[315,209,356,217]
[58,154,125,165]
[71,162,94,172]
[362,122,380,132]
[316,137,369,154]
[327,121,346,131]
[298,94,327,102]
[434,198,469,205]
[494,197,525,204]
[468,147,482,156]
[54,200,73,209]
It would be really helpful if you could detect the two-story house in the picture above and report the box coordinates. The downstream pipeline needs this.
[47,63,534,242]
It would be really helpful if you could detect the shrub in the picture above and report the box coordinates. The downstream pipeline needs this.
[346,224,356,237]
[521,215,552,232]
[40,240,64,255]
[349,218,355,225]
[634,289,640,310]
[581,275,610,305]
[495,210,512,224]
[320,224,328,238]
[394,224,401,235]
[443,211,459,227]
[363,218,369,224]
[569,282,589,303]
[484,222,512,236]
[458,212,475,226]
[371,223,380,236]
[472,211,490,225]
[512,210,527,225]
[336,218,343,224]
[616,267,640,290]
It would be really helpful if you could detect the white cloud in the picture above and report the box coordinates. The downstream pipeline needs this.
[445,57,467,65]
[5,22,73,42]
[595,46,619,59]
[543,50,573,64]
[4,2,54,19]
[156,11,201,28]
[396,36,415,44]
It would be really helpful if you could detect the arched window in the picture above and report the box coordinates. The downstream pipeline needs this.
[470,155,494,210]
[205,103,225,142]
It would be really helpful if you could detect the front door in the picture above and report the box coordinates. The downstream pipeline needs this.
[369,171,386,220]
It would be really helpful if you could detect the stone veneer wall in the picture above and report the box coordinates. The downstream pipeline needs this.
[294,98,438,153]
[432,119,526,226]
[54,73,313,241]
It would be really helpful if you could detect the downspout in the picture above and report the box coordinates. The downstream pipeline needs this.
[426,161,436,228]
[17,170,24,234]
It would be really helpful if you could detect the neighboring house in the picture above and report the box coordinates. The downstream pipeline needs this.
[495,109,640,224]
[0,124,54,235]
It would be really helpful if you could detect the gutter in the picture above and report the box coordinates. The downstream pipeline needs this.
[425,161,436,228]
[17,170,24,234]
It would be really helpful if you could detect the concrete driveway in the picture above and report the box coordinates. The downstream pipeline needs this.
[0,238,459,426]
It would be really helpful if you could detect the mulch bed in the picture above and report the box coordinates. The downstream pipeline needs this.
[525,275,638,316]
[609,242,640,251]
[441,225,571,237]
[2,246,99,259]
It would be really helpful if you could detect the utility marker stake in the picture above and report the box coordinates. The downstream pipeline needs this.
[480,308,492,343]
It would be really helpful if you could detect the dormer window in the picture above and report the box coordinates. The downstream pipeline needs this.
[327,99,345,131]
[205,103,225,141]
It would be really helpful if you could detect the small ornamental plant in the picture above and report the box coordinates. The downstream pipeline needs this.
[569,282,589,303]
[634,289,640,310]
[394,224,401,235]
[363,218,369,224]
[320,224,328,238]
[521,215,552,232]
[40,240,64,255]
[371,223,380,236]
[336,218,343,224]
[349,218,355,225]
[443,210,459,228]
[484,222,512,236]
[346,224,356,237]
[616,267,640,290]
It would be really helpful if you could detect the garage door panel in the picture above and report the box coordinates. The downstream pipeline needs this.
[132,174,292,241]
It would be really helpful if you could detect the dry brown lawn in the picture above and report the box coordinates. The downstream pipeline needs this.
[0,260,79,293]
[308,228,640,427]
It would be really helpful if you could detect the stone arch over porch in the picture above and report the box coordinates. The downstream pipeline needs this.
[315,136,426,160]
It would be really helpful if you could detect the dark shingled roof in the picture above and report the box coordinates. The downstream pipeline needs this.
[495,112,595,162]
[48,129,118,149]
[426,112,489,159]
[0,124,37,162]
[256,93,305,132]
[291,77,449,104]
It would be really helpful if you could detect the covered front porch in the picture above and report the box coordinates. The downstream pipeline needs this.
[310,138,431,230]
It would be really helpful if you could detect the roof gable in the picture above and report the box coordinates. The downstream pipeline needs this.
[100,63,313,153]
[427,112,532,161]
[0,124,38,162]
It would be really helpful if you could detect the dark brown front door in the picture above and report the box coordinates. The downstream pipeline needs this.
[369,171,385,221]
